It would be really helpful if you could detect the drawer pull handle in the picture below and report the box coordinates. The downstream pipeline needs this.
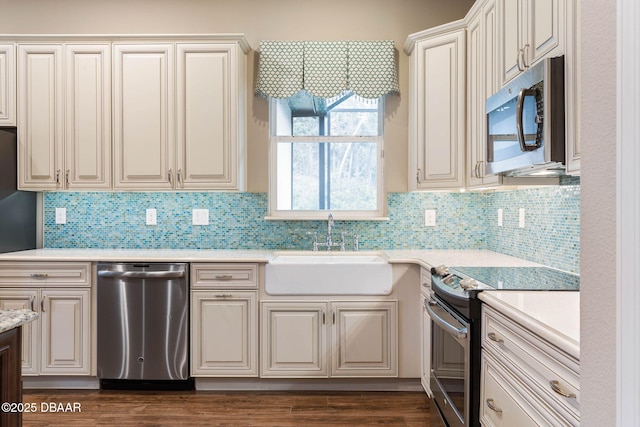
[486,398,502,414]
[30,273,48,279]
[214,294,233,299]
[550,380,576,399]
[215,275,234,280]
[488,332,504,343]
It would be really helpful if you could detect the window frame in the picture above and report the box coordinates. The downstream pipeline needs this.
[267,96,387,220]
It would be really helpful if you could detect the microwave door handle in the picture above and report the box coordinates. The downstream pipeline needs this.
[516,88,543,152]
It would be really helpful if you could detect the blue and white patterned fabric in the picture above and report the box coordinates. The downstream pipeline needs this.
[255,40,399,100]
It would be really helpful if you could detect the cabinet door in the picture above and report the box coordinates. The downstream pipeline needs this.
[191,291,257,376]
[39,289,91,375]
[261,301,328,377]
[17,44,64,190]
[564,0,580,174]
[468,4,501,189]
[411,29,466,190]
[527,0,563,67]
[330,301,397,377]
[421,295,432,394]
[0,44,16,126]
[499,0,526,85]
[0,289,39,375]
[113,44,174,189]
[65,44,111,189]
[176,43,241,190]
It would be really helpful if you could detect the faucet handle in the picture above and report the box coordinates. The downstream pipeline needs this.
[306,231,319,251]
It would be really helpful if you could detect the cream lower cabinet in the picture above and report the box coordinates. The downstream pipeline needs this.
[191,290,258,376]
[0,262,92,376]
[0,288,91,376]
[261,300,397,378]
[481,305,579,426]
[420,267,432,394]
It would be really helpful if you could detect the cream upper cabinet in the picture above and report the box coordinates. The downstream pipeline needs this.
[17,43,111,190]
[64,44,111,189]
[176,43,245,190]
[114,41,246,190]
[0,44,16,126]
[498,0,565,86]
[17,44,64,190]
[467,1,501,189]
[564,0,580,175]
[113,43,175,190]
[406,24,466,190]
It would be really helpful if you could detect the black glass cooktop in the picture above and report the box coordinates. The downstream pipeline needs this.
[450,266,580,291]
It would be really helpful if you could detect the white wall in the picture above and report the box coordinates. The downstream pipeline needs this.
[581,1,617,425]
[0,0,474,193]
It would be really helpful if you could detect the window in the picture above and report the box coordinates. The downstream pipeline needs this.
[269,91,385,219]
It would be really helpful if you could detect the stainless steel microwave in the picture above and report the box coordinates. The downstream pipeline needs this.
[486,56,565,176]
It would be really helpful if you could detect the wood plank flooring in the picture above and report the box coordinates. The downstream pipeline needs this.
[22,390,433,426]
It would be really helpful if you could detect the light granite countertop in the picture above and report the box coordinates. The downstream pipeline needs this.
[0,248,578,355]
[479,290,580,360]
[0,309,38,334]
[0,248,546,268]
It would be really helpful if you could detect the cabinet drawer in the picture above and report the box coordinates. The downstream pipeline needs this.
[191,263,258,289]
[0,262,91,287]
[482,305,580,421]
[481,351,571,427]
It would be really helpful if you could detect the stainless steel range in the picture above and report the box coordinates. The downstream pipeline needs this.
[426,264,579,427]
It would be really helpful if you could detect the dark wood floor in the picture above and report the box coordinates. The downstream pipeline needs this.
[22,389,433,426]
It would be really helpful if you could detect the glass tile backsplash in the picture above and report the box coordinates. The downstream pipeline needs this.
[43,183,580,273]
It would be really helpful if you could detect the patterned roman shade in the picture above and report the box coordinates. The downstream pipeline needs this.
[256,40,399,100]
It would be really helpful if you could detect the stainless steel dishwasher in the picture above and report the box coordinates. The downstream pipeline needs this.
[97,262,191,389]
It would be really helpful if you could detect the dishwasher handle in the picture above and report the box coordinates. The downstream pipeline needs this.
[97,270,185,279]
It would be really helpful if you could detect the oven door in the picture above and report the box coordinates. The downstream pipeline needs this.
[426,296,470,427]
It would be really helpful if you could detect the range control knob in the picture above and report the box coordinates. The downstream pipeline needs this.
[432,265,450,276]
[460,278,478,290]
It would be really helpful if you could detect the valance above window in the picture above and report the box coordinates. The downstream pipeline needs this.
[255,40,399,100]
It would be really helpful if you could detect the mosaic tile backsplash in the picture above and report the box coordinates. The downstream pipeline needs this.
[43,181,580,273]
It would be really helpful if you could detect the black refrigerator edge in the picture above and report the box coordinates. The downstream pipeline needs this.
[0,127,37,253]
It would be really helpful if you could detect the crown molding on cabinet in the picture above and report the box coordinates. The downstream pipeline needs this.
[0,34,251,54]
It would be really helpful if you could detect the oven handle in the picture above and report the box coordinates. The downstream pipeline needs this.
[425,299,468,340]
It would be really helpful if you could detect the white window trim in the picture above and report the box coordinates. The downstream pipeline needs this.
[266,98,387,221]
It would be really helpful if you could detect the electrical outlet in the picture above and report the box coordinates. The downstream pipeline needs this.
[497,209,503,227]
[192,209,209,225]
[146,209,157,226]
[519,208,526,228]
[424,209,436,227]
[55,208,66,225]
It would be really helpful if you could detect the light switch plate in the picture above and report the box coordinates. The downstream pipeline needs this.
[192,209,209,225]
[518,208,526,228]
[55,208,66,225]
[146,209,157,226]
[497,209,503,227]
[424,209,436,227]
